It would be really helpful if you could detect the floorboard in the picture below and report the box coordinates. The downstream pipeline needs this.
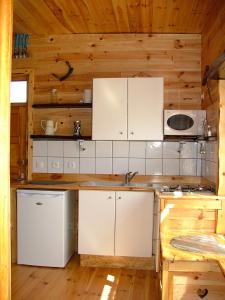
[12,255,160,300]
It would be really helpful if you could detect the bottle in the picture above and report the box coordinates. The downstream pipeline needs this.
[74,120,82,139]
[51,88,58,104]
[207,125,212,137]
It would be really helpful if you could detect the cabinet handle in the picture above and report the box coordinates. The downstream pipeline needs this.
[108,196,112,199]
[119,131,123,135]
[130,131,134,135]
[118,196,122,200]
[36,202,43,205]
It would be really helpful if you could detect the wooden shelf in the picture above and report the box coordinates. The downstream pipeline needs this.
[32,103,92,109]
[30,135,92,140]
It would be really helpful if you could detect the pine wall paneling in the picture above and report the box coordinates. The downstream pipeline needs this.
[12,33,201,136]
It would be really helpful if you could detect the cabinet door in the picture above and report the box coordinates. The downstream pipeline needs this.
[115,191,154,257]
[128,78,163,140]
[78,190,115,255]
[92,78,127,140]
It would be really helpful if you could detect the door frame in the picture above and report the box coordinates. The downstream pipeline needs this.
[12,69,34,181]
[0,1,13,299]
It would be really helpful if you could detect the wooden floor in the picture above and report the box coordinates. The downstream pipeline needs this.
[12,255,161,300]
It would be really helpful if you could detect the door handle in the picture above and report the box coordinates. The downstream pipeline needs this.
[36,202,43,205]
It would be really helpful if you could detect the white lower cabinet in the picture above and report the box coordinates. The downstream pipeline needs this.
[78,190,115,255]
[115,191,154,257]
[78,190,154,257]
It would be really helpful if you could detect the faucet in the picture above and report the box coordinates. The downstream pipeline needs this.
[74,120,82,139]
[124,171,138,185]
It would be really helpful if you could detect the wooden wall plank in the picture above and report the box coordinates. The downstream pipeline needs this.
[0,1,13,299]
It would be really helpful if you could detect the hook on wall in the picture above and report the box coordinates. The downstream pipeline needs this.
[52,61,74,81]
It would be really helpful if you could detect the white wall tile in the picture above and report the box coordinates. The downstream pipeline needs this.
[80,158,95,173]
[32,157,47,173]
[180,159,197,176]
[47,141,63,157]
[113,158,129,174]
[205,142,210,160]
[113,141,129,157]
[129,142,146,158]
[63,141,79,157]
[197,159,201,176]
[96,141,112,157]
[201,159,206,177]
[63,158,79,173]
[79,141,95,157]
[180,142,197,158]
[129,158,145,175]
[205,160,210,178]
[146,142,162,158]
[48,157,63,173]
[209,141,218,162]
[146,159,162,175]
[163,142,179,158]
[198,141,206,159]
[96,158,112,174]
[210,161,217,183]
[33,141,47,156]
[163,159,179,175]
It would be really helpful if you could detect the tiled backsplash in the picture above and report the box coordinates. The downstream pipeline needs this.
[201,140,218,183]
[32,140,211,176]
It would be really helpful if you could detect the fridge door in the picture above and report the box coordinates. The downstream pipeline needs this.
[17,191,65,267]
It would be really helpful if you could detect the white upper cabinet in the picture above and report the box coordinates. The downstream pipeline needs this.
[128,78,163,140]
[92,78,127,140]
[92,77,163,140]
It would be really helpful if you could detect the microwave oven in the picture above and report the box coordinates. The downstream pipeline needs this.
[164,110,206,136]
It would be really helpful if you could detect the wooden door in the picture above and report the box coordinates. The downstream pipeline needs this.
[128,78,164,140]
[92,78,127,140]
[78,190,115,255]
[10,104,27,180]
[115,191,154,257]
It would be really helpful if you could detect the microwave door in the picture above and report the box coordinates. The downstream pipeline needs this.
[166,114,195,135]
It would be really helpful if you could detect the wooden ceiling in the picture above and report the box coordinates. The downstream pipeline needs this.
[13,0,222,35]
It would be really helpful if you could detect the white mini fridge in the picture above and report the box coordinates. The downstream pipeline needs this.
[17,189,76,267]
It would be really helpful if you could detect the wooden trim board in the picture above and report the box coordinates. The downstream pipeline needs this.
[80,254,155,270]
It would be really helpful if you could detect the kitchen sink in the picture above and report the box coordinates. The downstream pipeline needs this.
[79,180,153,188]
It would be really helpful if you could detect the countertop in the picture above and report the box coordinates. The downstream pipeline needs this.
[11,179,222,199]
[11,180,156,192]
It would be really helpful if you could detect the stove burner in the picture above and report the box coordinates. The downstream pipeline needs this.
[160,185,215,193]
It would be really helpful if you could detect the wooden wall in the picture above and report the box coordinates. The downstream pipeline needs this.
[201,1,225,134]
[12,34,201,135]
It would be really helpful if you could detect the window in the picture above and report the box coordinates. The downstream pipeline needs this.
[10,81,27,103]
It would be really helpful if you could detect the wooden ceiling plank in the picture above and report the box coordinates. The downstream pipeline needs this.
[126,0,143,32]
[111,0,130,32]
[140,0,153,32]
[14,0,69,34]
[76,0,109,33]
[152,0,167,32]
[44,0,88,33]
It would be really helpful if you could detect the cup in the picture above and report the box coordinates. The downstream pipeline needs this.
[83,89,92,103]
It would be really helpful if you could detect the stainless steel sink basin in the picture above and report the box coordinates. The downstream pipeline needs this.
[79,180,152,188]
[28,180,77,185]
